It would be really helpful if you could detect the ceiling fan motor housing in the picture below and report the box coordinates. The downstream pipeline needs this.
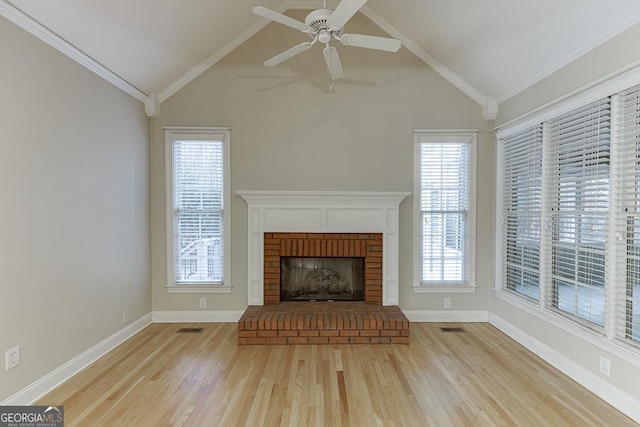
[305,9,344,39]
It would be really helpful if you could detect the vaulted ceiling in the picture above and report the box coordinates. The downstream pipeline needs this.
[3,0,640,119]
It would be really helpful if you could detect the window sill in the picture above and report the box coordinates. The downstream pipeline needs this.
[166,284,232,294]
[412,284,478,294]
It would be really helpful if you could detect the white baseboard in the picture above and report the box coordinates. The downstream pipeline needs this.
[1,313,153,406]
[489,313,640,424]
[403,310,489,322]
[152,310,244,323]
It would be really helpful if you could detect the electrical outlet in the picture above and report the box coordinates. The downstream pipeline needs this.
[199,298,207,309]
[444,297,452,309]
[6,346,20,371]
[122,310,129,325]
[599,356,611,377]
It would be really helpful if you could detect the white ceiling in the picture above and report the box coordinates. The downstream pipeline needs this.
[3,0,640,115]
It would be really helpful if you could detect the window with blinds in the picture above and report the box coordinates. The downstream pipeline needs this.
[166,129,229,286]
[545,99,610,328]
[616,86,640,346]
[416,133,473,285]
[502,125,543,301]
[497,79,640,351]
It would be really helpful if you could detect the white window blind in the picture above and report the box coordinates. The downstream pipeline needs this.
[418,140,470,284]
[171,138,224,284]
[502,125,543,300]
[615,86,640,346]
[546,99,611,328]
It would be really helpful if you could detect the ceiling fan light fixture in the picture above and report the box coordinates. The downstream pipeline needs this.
[317,29,332,44]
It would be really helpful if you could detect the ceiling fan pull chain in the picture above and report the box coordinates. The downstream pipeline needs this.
[328,43,333,91]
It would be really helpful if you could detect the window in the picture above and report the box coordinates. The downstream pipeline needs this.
[498,90,640,345]
[413,131,476,292]
[165,128,231,293]
[616,86,640,346]
[501,125,543,301]
[546,99,610,328]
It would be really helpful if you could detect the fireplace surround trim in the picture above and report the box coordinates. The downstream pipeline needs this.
[237,191,410,306]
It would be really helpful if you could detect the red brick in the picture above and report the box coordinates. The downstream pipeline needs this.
[359,330,380,337]
[339,330,359,337]
[278,330,299,337]
[289,233,308,239]
[381,330,400,337]
[308,337,329,344]
[300,330,319,337]
[329,337,350,344]
[284,314,291,330]
[323,234,341,239]
[272,233,290,239]
[320,330,340,337]
[257,331,278,337]
[349,314,357,329]
[351,337,372,344]
[288,337,308,344]
[267,338,287,345]
[246,338,268,345]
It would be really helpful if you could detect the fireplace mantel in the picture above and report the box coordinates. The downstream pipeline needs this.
[237,191,410,306]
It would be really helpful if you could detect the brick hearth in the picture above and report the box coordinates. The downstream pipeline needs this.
[238,302,409,345]
[238,231,409,345]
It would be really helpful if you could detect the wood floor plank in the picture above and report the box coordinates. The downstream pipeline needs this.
[36,322,638,426]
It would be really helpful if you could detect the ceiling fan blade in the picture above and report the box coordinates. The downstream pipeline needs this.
[252,6,311,32]
[264,42,313,67]
[327,0,368,30]
[340,33,401,52]
[323,46,344,80]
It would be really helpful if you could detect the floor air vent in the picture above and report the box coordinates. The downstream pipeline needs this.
[176,328,203,333]
[439,327,466,333]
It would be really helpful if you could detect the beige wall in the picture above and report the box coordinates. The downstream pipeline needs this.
[493,22,640,404]
[0,17,151,401]
[150,12,494,312]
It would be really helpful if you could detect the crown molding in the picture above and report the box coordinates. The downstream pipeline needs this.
[158,20,272,103]
[0,0,147,103]
[359,6,486,107]
[495,6,640,104]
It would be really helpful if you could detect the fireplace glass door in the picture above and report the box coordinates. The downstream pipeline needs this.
[280,257,364,301]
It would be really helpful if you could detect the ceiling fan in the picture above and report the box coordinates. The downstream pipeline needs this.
[253,0,401,81]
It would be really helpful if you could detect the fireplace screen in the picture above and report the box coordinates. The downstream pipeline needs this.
[280,257,364,301]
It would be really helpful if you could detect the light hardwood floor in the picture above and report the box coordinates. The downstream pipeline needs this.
[37,322,637,426]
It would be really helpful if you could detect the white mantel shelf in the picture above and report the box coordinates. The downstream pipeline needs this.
[236,190,410,205]
[237,190,410,306]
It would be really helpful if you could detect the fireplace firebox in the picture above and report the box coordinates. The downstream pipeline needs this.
[280,257,364,301]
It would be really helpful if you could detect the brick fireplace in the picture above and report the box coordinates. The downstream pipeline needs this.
[263,232,383,304]
[237,191,409,306]
[237,191,410,344]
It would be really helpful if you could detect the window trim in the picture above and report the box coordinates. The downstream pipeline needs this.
[412,130,477,294]
[164,127,231,294]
